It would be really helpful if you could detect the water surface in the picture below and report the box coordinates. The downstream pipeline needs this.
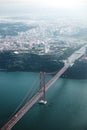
[0,72,87,130]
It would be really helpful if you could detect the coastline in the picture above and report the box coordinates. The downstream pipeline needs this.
[0,50,87,79]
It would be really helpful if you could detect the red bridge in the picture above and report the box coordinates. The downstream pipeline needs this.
[0,45,86,130]
[0,65,69,130]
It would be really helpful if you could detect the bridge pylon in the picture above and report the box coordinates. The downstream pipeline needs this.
[39,72,47,104]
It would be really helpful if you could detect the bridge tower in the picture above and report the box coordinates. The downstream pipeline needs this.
[39,72,47,104]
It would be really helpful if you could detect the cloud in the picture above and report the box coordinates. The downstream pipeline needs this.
[0,0,86,7]
[0,0,87,12]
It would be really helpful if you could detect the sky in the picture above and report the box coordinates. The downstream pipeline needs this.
[0,0,87,17]
[0,0,86,7]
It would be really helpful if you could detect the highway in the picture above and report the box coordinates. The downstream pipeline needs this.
[0,44,86,130]
[0,65,69,130]
[67,45,86,66]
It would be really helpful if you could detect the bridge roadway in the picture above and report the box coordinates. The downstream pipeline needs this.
[0,65,69,130]
[66,45,86,66]
[0,45,86,130]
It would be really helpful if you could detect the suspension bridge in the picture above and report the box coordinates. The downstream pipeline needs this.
[0,45,86,130]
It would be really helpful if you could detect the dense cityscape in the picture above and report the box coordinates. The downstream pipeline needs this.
[0,16,87,55]
[1,0,87,129]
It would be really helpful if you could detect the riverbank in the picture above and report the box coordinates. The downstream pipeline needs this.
[0,50,87,79]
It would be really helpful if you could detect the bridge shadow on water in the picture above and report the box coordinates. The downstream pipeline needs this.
[33,78,70,130]
[33,78,87,130]
[45,78,68,105]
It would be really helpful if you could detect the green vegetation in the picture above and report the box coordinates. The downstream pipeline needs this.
[0,46,87,79]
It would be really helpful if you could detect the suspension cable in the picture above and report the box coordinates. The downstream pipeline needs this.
[7,75,40,121]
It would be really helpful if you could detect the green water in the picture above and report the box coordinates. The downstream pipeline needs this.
[0,72,87,130]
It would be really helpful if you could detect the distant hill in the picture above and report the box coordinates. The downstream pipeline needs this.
[0,50,87,79]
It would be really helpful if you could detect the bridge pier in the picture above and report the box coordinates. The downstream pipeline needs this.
[39,72,47,104]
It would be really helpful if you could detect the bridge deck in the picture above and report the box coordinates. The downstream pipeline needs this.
[0,44,86,130]
[0,65,69,130]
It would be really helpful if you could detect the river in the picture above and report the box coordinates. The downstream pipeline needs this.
[0,72,87,130]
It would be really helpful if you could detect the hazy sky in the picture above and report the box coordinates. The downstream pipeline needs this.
[0,0,86,8]
[0,0,87,17]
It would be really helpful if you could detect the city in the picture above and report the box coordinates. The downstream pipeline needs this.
[0,16,86,54]
[0,0,87,130]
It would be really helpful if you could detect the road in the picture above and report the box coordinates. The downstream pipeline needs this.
[0,44,86,130]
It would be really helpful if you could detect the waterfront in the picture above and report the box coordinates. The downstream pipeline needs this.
[0,72,87,130]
